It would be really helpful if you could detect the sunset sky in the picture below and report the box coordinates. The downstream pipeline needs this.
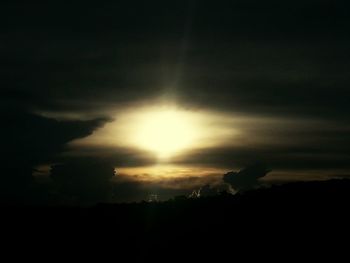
[2,1,350,203]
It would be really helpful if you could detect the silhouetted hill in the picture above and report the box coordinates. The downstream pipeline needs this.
[1,179,349,255]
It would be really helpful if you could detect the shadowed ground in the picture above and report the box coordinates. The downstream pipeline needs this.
[1,179,349,254]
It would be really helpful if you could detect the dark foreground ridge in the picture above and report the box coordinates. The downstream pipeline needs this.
[1,179,349,253]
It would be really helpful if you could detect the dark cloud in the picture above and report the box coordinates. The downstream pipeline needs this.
[172,122,350,172]
[0,112,109,203]
[64,146,157,168]
[1,1,349,120]
[1,112,109,164]
[173,145,350,172]
[223,163,271,191]
[1,1,350,203]
[50,158,115,204]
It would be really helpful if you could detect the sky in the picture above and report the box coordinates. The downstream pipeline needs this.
[1,1,350,204]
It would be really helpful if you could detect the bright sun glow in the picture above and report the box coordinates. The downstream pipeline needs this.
[133,110,197,158]
[70,105,239,163]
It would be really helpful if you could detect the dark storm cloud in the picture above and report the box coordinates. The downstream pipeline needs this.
[223,163,271,191]
[171,121,350,172]
[1,1,350,203]
[50,158,115,204]
[64,146,158,168]
[2,1,349,120]
[173,33,350,120]
[173,145,350,172]
[1,112,109,164]
[0,112,109,203]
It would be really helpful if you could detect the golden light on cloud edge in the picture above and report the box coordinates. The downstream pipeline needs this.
[71,105,240,160]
